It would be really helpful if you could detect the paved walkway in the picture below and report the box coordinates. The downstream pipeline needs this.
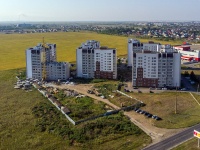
[48,83,183,143]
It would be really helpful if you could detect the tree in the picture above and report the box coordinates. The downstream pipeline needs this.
[184,71,189,77]
[190,71,197,81]
[117,58,122,65]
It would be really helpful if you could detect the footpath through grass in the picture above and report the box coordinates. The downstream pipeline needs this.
[0,69,151,150]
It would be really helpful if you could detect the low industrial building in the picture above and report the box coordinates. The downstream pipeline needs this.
[174,45,200,61]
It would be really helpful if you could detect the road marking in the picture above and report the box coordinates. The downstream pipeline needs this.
[189,92,200,106]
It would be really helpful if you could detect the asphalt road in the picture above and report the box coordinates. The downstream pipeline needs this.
[143,123,200,150]
[181,76,196,92]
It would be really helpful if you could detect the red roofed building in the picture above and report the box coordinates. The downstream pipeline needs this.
[174,45,200,61]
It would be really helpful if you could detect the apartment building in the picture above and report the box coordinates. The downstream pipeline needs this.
[26,43,70,81]
[127,39,143,66]
[132,50,181,88]
[143,41,161,52]
[46,62,70,80]
[76,40,99,78]
[76,40,117,79]
[128,39,164,67]
[94,47,117,79]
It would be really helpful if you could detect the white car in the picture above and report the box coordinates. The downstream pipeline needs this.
[181,88,186,91]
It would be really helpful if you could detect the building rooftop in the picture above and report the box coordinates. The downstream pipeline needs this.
[191,44,200,50]
[98,46,115,50]
[144,41,161,45]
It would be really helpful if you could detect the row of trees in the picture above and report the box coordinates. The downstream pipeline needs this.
[184,71,199,82]
[97,27,134,35]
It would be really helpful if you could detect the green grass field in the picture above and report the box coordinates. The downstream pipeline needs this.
[0,32,128,70]
[0,31,183,71]
[172,138,199,150]
[0,69,151,150]
[112,90,200,129]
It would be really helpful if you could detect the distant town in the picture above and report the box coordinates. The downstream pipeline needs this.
[1,21,200,43]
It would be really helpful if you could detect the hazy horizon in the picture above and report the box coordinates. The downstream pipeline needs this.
[1,0,200,22]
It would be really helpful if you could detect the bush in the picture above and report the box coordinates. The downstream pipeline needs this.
[32,102,143,144]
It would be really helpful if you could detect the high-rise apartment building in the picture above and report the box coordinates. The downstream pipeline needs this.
[132,51,181,88]
[76,40,117,79]
[26,43,70,81]
[127,39,143,67]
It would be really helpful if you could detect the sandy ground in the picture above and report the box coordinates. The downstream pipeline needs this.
[49,83,184,144]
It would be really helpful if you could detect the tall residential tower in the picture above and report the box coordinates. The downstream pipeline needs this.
[26,43,70,81]
[76,40,117,79]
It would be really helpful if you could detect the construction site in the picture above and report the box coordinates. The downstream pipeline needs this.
[26,39,70,82]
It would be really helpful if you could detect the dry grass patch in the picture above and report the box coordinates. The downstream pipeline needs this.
[172,137,199,150]
[114,91,200,128]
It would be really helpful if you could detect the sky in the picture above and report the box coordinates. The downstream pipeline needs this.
[1,0,200,22]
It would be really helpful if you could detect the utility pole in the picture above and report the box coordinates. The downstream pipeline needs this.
[175,84,177,114]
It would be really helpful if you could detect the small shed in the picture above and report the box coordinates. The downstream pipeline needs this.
[54,100,62,108]
[61,106,71,114]
[49,97,57,103]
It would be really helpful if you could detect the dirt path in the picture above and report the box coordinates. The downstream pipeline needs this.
[49,83,184,143]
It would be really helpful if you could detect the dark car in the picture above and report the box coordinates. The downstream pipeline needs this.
[147,113,152,118]
[136,109,141,113]
[139,110,145,114]
[152,115,162,120]
[144,111,149,116]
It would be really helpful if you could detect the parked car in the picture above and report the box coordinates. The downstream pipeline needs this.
[147,113,153,118]
[185,77,190,79]
[152,115,162,120]
[181,88,186,91]
[144,111,149,116]
[136,109,141,113]
[139,110,145,114]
